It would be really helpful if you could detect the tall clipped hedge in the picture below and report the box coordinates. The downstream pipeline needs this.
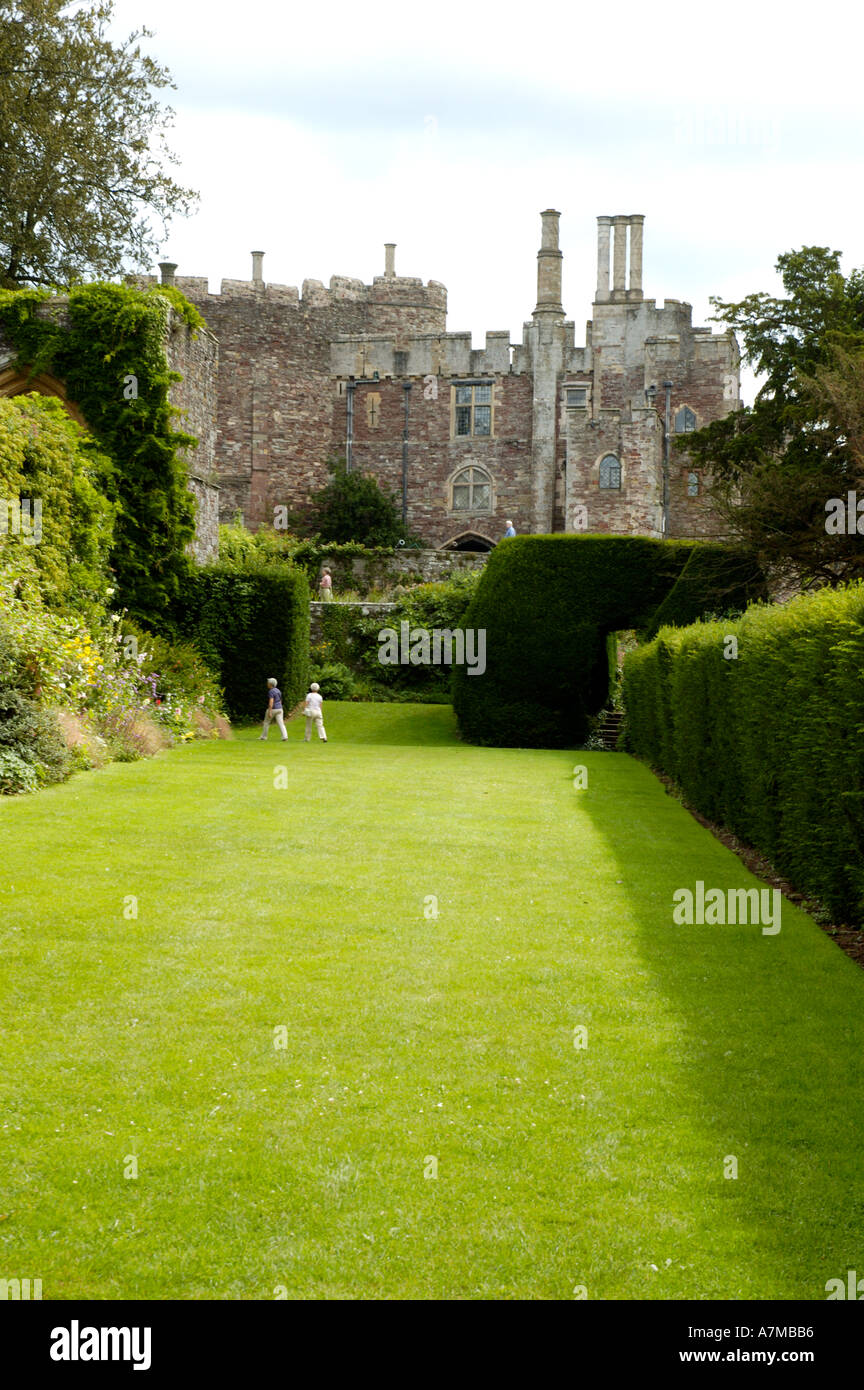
[175,562,309,720]
[623,585,864,923]
[452,535,761,748]
[643,542,766,639]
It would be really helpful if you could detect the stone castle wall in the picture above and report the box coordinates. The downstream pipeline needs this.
[147,258,447,531]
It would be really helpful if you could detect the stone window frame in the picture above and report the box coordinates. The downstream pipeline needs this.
[675,404,698,433]
[450,379,495,440]
[564,383,590,410]
[597,453,622,491]
[447,461,496,515]
[687,470,700,497]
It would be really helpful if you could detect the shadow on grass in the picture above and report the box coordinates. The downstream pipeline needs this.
[580,752,864,1299]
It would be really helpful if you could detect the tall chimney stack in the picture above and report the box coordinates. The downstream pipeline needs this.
[596,216,611,301]
[384,243,396,277]
[612,216,628,295]
[628,215,644,298]
[158,261,177,287]
[533,209,564,317]
[251,251,265,285]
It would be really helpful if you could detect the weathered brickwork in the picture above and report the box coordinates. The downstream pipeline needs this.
[133,214,740,548]
[133,263,447,533]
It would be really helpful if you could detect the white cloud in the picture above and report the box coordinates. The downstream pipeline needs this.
[111,0,864,407]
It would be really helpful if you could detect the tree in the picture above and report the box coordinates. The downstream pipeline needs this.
[0,0,197,289]
[300,459,419,547]
[682,247,864,586]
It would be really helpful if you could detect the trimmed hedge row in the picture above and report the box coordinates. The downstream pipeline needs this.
[452,535,762,748]
[643,542,766,639]
[623,585,864,923]
[175,562,309,720]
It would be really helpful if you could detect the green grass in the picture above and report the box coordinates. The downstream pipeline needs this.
[2,702,863,1300]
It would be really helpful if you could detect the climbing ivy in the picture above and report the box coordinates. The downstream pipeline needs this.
[0,281,206,626]
[0,394,115,618]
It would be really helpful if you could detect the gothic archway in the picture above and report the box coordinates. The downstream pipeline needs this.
[0,366,88,428]
[442,531,495,553]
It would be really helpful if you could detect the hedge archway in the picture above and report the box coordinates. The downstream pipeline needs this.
[451,534,764,747]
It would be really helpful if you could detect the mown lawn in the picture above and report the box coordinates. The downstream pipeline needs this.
[2,703,863,1300]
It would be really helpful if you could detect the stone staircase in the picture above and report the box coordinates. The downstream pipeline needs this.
[597,709,624,750]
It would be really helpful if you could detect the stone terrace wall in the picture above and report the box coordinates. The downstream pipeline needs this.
[309,547,488,595]
[308,599,396,645]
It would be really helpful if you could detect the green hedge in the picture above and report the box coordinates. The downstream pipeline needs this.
[643,542,766,639]
[175,562,309,721]
[451,535,760,748]
[623,585,864,923]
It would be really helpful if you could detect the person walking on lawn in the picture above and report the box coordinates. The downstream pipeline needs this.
[259,678,288,741]
[303,682,327,743]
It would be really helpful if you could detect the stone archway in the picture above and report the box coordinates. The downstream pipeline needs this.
[0,366,88,428]
[442,530,495,553]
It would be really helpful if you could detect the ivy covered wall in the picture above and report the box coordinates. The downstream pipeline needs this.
[0,282,219,626]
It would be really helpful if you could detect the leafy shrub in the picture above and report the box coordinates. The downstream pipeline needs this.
[0,748,38,794]
[0,685,70,786]
[174,560,309,720]
[623,584,864,923]
[309,661,356,699]
[297,459,418,546]
[642,543,765,640]
[115,615,226,741]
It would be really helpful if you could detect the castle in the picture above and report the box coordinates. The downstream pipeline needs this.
[1,211,741,555]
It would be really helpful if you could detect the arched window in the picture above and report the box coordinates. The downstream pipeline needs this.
[450,465,493,512]
[675,406,697,433]
[598,455,621,490]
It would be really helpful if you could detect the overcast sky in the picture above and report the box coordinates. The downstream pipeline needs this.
[111,0,864,406]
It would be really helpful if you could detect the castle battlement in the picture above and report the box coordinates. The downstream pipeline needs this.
[330,327,519,379]
[135,247,447,329]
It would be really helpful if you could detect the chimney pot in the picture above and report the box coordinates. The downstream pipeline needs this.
[251,251,265,285]
[158,261,177,287]
[384,243,396,277]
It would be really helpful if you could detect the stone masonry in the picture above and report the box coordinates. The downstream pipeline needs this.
[126,211,741,548]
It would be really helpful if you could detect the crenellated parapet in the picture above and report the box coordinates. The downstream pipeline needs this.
[131,247,447,334]
[330,328,519,379]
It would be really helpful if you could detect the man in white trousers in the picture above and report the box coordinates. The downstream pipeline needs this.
[303,682,327,743]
